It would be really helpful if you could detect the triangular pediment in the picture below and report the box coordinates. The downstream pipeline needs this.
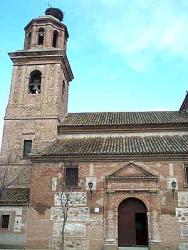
[106,161,158,180]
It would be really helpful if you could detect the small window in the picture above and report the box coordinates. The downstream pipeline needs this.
[62,80,66,101]
[38,28,44,45]
[65,164,78,187]
[0,215,10,229]
[23,140,32,158]
[184,165,188,186]
[52,30,58,48]
[62,81,65,95]
[29,70,42,94]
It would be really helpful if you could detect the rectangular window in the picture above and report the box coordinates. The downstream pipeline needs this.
[23,140,32,158]
[65,165,78,187]
[0,215,10,229]
[184,165,188,187]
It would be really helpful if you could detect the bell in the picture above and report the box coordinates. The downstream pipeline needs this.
[32,82,40,94]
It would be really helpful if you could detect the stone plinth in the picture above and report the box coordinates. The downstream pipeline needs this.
[104,239,117,250]
[150,242,165,250]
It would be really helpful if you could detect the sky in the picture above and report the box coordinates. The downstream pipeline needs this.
[0,0,188,145]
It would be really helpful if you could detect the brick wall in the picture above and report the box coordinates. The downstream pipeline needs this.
[25,159,188,249]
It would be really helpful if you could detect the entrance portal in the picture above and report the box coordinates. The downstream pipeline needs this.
[118,198,148,247]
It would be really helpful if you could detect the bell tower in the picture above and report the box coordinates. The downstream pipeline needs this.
[1,8,73,161]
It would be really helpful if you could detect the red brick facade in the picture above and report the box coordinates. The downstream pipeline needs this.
[1,7,188,250]
[24,159,188,249]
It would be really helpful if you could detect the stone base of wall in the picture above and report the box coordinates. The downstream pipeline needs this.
[103,239,117,250]
[150,243,165,250]
[103,245,117,250]
[179,242,188,250]
[0,232,26,249]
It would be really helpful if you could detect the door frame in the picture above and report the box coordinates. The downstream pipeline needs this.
[118,197,149,247]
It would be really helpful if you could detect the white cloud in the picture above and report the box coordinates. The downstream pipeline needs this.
[81,0,188,71]
[44,0,188,72]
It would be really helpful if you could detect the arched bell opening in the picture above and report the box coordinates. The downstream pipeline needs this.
[29,70,42,94]
[52,30,59,48]
[38,28,45,45]
[118,197,148,247]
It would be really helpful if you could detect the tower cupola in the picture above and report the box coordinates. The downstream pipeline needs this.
[24,8,68,50]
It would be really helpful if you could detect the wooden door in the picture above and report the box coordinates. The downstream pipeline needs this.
[118,198,148,247]
[135,213,148,245]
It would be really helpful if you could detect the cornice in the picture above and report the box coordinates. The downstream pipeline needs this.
[106,176,158,181]
[30,152,188,163]
[58,123,188,135]
[9,50,74,82]
[9,49,65,59]
[24,17,68,38]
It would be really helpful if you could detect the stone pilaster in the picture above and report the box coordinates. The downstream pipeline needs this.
[104,192,117,250]
[150,210,164,250]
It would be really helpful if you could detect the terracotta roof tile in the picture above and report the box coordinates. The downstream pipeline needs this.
[39,135,188,156]
[59,111,188,127]
[0,188,30,206]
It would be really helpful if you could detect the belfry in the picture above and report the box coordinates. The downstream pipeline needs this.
[1,7,73,162]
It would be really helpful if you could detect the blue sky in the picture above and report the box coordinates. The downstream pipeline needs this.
[0,0,188,145]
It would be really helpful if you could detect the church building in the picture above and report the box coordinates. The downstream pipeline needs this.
[0,7,188,250]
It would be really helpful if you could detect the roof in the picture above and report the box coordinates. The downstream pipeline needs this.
[59,111,188,128]
[37,135,188,157]
[180,92,188,111]
[0,188,30,206]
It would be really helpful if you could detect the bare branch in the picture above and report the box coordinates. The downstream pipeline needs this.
[57,166,75,250]
[0,153,30,205]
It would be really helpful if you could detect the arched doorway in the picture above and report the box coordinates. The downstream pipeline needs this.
[118,198,148,247]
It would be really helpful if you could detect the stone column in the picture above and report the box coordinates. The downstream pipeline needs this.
[151,210,161,242]
[150,210,164,250]
[104,192,117,250]
[106,209,114,238]
[31,26,37,48]
[45,25,52,48]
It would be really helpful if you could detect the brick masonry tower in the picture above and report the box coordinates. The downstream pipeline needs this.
[1,8,73,162]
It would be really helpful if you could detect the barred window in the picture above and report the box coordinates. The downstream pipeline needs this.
[65,163,78,187]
